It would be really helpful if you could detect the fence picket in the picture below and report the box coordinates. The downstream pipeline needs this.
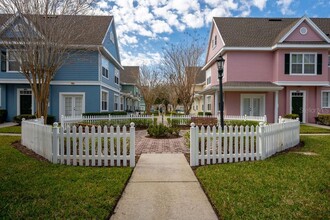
[116,126,121,167]
[97,126,102,166]
[91,126,96,166]
[251,126,255,161]
[224,127,228,163]
[212,126,217,164]
[66,126,71,165]
[85,126,90,166]
[60,127,65,164]
[229,126,233,163]
[123,126,127,166]
[234,126,238,162]
[206,126,211,165]
[201,126,205,165]
[104,126,109,166]
[110,126,115,166]
[72,126,77,166]
[218,127,222,163]
[245,125,250,161]
[78,126,83,165]
[240,125,244,162]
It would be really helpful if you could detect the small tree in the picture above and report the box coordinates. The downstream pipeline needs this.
[136,66,160,115]
[161,37,204,115]
[0,0,95,123]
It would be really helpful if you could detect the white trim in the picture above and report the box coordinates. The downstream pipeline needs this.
[100,89,109,112]
[101,19,114,45]
[204,19,225,65]
[289,90,306,123]
[17,88,34,115]
[6,49,21,73]
[289,52,317,75]
[240,94,266,117]
[279,16,330,43]
[224,86,283,92]
[274,44,330,49]
[59,92,85,118]
[114,93,119,111]
[274,81,329,86]
[274,91,279,123]
[321,90,330,108]
[99,46,124,70]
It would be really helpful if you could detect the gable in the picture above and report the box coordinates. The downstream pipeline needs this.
[0,15,40,40]
[102,20,120,63]
[284,20,325,42]
[205,20,224,63]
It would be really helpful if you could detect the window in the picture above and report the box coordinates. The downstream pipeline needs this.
[114,94,119,111]
[212,35,217,48]
[7,50,20,72]
[101,91,108,111]
[101,57,109,78]
[206,69,211,85]
[322,91,330,108]
[290,53,316,75]
[207,96,211,111]
[328,55,330,67]
[120,96,124,110]
[110,31,115,43]
[114,68,119,84]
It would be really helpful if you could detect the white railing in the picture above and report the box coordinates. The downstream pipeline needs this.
[21,118,53,161]
[224,115,267,122]
[21,118,136,167]
[190,118,300,166]
[61,114,154,128]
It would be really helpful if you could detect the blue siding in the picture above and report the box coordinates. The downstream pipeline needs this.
[50,85,100,121]
[103,22,120,62]
[101,59,121,91]
[54,51,99,81]
[0,84,6,109]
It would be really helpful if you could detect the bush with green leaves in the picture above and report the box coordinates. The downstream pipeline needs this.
[147,124,180,138]
[283,114,299,120]
[78,118,155,129]
[167,118,191,127]
[198,112,212,116]
[224,120,260,127]
[13,114,36,124]
[315,114,330,126]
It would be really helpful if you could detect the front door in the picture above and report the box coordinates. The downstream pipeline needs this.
[291,92,305,122]
[241,94,265,116]
[18,89,33,115]
[63,95,83,117]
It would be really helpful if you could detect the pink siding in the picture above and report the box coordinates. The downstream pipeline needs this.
[209,53,228,86]
[275,49,329,82]
[285,21,324,42]
[226,52,273,82]
[206,23,224,63]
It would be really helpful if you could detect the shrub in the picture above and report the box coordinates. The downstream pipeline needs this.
[283,114,299,120]
[224,120,259,127]
[80,118,155,129]
[0,109,7,123]
[147,124,180,138]
[316,114,330,126]
[14,114,36,124]
[197,112,212,116]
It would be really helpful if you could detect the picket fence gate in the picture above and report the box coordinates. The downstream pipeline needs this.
[189,119,300,166]
[22,119,136,167]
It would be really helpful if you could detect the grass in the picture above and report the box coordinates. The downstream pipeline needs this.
[196,135,330,219]
[0,136,132,219]
[300,124,330,134]
[0,126,21,134]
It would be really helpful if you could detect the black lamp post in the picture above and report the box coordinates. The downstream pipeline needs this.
[216,55,225,130]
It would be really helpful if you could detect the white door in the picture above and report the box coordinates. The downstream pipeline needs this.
[241,95,265,116]
[63,95,83,117]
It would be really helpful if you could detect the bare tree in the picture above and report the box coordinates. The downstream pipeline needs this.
[136,66,160,115]
[161,37,204,115]
[0,0,95,123]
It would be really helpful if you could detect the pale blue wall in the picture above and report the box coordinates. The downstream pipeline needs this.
[0,84,6,110]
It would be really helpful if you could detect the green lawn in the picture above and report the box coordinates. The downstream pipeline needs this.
[300,124,330,134]
[196,135,330,219]
[0,136,132,219]
[0,126,21,134]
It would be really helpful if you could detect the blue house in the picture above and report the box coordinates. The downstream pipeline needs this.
[0,14,123,121]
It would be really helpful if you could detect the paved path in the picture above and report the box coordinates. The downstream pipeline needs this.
[111,154,218,220]
[305,123,330,129]
[0,122,18,128]
[135,130,188,155]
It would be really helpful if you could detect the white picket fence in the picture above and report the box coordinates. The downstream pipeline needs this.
[21,119,136,167]
[61,114,154,128]
[189,118,300,166]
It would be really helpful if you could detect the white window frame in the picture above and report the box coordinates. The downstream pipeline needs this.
[59,92,85,118]
[114,68,119,85]
[7,49,21,72]
[206,68,211,85]
[290,52,317,75]
[114,94,119,111]
[289,90,306,123]
[101,56,109,79]
[240,94,265,117]
[206,95,212,111]
[321,90,330,108]
[101,90,109,111]
[17,88,34,115]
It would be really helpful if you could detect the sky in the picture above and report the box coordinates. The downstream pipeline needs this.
[93,0,330,66]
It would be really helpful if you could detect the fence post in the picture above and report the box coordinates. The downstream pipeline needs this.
[190,122,196,166]
[263,115,267,123]
[244,114,247,121]
[130,122,135,167]
[21,118,26,145]
[52,122,59,164]
[60,115,64,127]
[278,116,282,123]
[259,122,266,160]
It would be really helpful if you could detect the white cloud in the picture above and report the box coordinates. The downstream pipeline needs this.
[276,0,294,15]
[252,0,267,10]
[151,19,173,34]
[121,51,162,66]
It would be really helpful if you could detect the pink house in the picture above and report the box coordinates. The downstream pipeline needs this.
[200,16,330,123]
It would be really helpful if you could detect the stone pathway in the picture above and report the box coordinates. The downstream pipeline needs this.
[111,154,218,220]
[135,130,189,155]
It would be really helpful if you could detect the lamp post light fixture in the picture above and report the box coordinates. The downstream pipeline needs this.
[216,55,225,130]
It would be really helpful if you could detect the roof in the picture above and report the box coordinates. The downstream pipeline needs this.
[195,67,206,84]
[213,17,330,47]
[0,14,113,45]
[121,66,139,84]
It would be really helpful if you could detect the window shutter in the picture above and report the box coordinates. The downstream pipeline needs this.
[1,51,6,72]
[284,54,290,74]
[317,54,322,75]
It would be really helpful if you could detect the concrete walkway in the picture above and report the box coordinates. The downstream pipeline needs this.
[0,122,18,128]
[305,123,330,129]
[111,154,218,220]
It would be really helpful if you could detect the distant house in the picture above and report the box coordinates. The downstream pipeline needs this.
[190,67,206,115]
[0,13,123,121]
[201,16,330,123]
[120,66,144,112]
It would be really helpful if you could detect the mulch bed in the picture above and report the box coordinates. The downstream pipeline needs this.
[11,141,49,162]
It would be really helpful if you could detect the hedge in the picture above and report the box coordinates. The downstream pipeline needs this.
[283,114,299,120]
[197,112,212,116]
[316,114,330,126]
[82,111,127,116]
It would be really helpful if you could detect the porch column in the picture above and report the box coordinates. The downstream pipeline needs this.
[274,91,279,123]
[214,91,219,116]
[203,95,206,116]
